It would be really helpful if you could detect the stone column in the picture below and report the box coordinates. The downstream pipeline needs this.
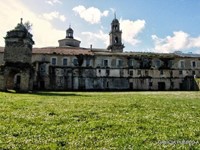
[20,70,30,92]
[0,74,6,91]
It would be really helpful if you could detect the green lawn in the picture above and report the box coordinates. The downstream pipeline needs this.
[0,91,200,150]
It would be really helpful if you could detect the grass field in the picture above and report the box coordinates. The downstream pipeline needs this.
[0,91,200,149]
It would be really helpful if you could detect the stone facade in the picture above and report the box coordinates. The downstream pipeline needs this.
[0,18,200,92]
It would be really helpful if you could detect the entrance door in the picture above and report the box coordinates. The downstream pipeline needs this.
[158,82,166,91]
[15,75,21,90]
[129,82,133,90]
[40,81,45,90]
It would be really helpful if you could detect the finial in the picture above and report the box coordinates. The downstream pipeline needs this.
[69,23,71,28]
[20,18,23,24]
[114,12,116,19]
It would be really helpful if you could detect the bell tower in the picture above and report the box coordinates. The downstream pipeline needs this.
[107,14,124,52]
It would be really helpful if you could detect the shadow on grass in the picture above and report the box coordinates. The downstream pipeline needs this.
[32,92,87,97]
[4,90,90,97]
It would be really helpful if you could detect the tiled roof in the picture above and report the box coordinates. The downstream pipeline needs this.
[32,47,94,56]
[174,53,200,58]
[0,46,200,58]
[0,46,94,56]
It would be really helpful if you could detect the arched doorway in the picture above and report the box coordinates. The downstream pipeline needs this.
[5,70,21,91]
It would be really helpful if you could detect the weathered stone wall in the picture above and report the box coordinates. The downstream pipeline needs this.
[4,45,32,63]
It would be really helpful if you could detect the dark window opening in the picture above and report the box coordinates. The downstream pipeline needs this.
[130,82,133,89]
[106,69,110,76]
[104,60,108,67]
[86,59,90,67]
[192,61,196,68]
[114,37,119,44]
[106,81,109,88]
[137,70,141,75]
[171,82,174,88]
[51,58,57,65]
[129,70,133,76]
[145,70,149,76]
[158,82,166,91]
[73,59,78,66]
[63,58,67,66]
[160,70,163,75]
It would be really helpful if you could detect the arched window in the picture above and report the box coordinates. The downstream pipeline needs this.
[114,37,118,43]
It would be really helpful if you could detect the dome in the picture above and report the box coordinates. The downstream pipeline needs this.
[112,18,119,24]
[67,27,73,33]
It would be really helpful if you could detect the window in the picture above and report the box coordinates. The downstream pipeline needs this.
[156,60,161,67]
[171,82,174,87]
[106,81,109,88]
[99,69,101,73]
[104,60,108,67]
[160,70,163,75]
[192,71,196,75]
[115,37,119,43]
[128,59,134,67]
[117,59,123,67]
[137,70,141,75]
[179,60,185,68]
[86,59,90,67]
[179,70,183,75]
[62,58,67,66]
[191,61,197,68]
[73,59,78,66]
[40,64,46,72]
[129,70,133,76]
[106,69,110,76]
[149,82,153,87]
[145,70,148,76]
[51,57,57,65]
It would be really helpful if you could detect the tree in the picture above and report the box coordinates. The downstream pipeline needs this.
[24,21,33,31]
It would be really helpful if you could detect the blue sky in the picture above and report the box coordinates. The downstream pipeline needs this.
[0,0,200,53]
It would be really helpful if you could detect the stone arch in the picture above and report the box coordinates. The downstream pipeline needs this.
[5,69,21,91]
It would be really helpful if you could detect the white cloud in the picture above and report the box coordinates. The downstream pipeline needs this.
[152,31,200,53]
[120,19,146,46]
[42,11,66,22]
[0,0,65,47]
[73,5,109,24]
[82,30,109,47]
[45,0,62,5]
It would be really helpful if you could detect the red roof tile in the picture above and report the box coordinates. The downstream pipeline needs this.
[32,47,93,55]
